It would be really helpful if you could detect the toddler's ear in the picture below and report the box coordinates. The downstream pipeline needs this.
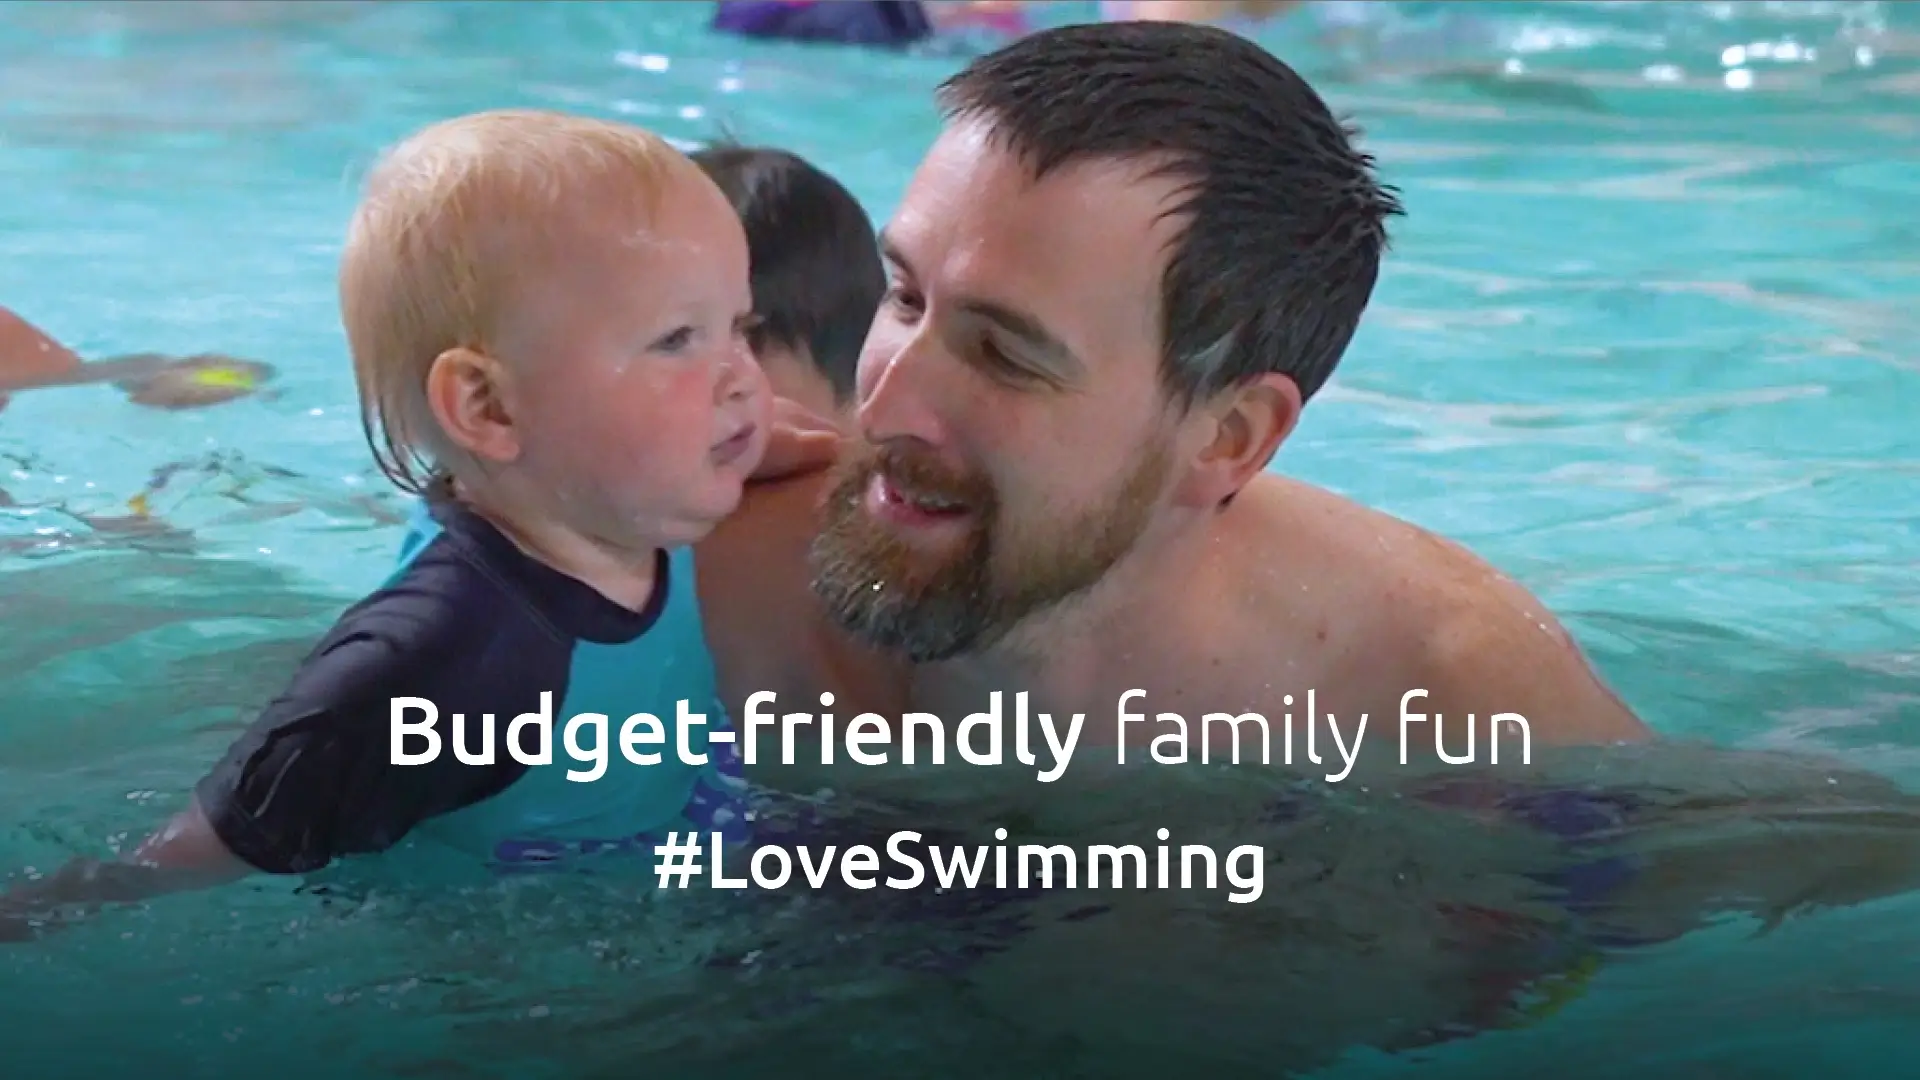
[426,346,520,464]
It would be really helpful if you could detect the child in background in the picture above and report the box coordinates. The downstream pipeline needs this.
[1,109,841,938]
[691,142,884,427]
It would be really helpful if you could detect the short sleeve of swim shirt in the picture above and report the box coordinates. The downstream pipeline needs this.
[193,535,577,874]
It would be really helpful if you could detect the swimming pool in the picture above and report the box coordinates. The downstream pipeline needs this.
[1,0,1916,1075]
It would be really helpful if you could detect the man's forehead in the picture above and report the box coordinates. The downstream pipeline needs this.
[911,123,1179,214]
[884,124,1182,376]
[890,123,1184,284]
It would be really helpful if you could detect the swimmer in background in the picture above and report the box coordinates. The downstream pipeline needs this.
[691,141,884,427]
[0,306,80,416]
[0,308,82,516]
[0,305,277,530]
[1102,1,1417,64]
[1102,0,1307,27]
[0,304,272,414]
[0,109,852,940]
[711,1,1031,49]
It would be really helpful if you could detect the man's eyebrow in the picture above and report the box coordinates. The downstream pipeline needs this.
[876,228,1081,381]
[962,300,1080,377]
[877,229,913,277]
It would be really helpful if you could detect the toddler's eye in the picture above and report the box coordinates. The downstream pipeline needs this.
[652,326,695,352]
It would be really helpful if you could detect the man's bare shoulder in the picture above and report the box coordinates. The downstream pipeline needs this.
[1237,475,1651,745]
[1233,474,1502,639]
[695,471,826,624]
[723,470,831,538]
[695,470,912,723]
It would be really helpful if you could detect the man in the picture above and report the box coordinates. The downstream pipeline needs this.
[686,25,1920,1066]
[704,20,1647,768]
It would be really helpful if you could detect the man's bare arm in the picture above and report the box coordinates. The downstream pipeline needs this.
[1412,586,1920,941]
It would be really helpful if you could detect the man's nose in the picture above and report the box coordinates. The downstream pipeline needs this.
[857,330,952,449]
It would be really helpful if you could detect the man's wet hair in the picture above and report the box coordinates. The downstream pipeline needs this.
[937,21,1404,406]
[692,142,883,404]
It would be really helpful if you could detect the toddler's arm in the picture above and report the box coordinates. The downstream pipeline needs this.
[0,801,250,940]
[2,608,526,942]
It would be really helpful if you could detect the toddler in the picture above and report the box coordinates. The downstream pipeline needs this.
[2,109,833,936]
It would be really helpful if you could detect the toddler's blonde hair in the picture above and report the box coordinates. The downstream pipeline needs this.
[339,108,687,493]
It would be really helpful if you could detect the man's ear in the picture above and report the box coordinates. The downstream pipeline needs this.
[424,346,522,465]
[1172,372,1302,509]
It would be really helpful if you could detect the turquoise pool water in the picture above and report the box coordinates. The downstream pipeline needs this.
[1,1,1917,1076]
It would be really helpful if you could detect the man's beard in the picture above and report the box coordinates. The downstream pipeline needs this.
[808,438,1171,663]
